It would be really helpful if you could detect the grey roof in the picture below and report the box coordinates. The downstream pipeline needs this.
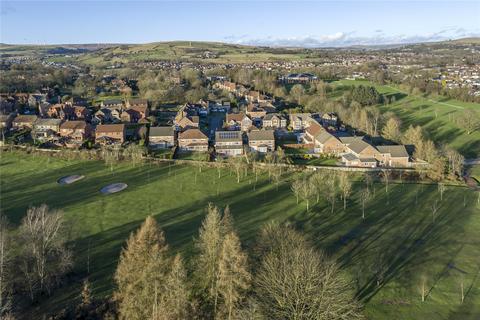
[376,145,409,158]
[315,131,338,144]
[215,130,242,142]
[338,136,363,145]
[342,153,358,161]
[149,126,174,137]
[347,139,374,155]
[104,99,123,105]
[248,129,275,141]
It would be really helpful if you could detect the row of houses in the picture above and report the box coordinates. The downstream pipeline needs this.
[303,120,410,168]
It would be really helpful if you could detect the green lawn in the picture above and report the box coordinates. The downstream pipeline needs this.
[1,151,479,319]
[331,80,480,158]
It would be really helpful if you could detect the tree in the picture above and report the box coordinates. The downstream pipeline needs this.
[0,214,11,316]
[19,204,72,298]
[254,225,363,320]
[291,178,302,204]
[194,204,230,315]
[299,177,315,211]
[445,148,464,179]
[382,117,402,142]
[217,232,251,320]
[459,109,480,135]
[338,172,353,211]
[156,255,190,320]
[359,187,371,220]
[228,156,245,183]
[324,172,338,213]
[438,182,446,201]
[114,216,170,320]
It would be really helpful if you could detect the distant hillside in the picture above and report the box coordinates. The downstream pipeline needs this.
[441,37,480,45]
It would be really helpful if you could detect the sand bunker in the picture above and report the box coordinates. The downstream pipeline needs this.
[100,183,128,194]
[58,175,85,185]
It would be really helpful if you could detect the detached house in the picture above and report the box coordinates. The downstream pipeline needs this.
[59,121,93,143]
[289,113,314,131]
[178,128,208,152]
[376,145,410,167]
[225,113,252,132]
[215,131,244,157]
[95,124,126,144]
[175,116,200,131]
[32,118,63,141]
[102,99,124,110]
[313,131,344,154]
[340,137,379,168]
[149,126,175,149]
[262,114,287,129]
[12,114,38,130]
[303,121,324,144]
[246,104,267,120]
[248,130,275,153]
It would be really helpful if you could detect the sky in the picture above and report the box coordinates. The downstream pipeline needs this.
[1,0,479,47]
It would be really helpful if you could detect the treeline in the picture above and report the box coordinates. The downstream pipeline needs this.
[0,204,364,319]
[0,64,75,93]
[112,204,363,319]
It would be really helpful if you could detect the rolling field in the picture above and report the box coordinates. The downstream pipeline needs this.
[1,151,479,319]
[331,80,480,158]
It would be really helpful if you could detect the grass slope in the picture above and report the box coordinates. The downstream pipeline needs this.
[332,80,480,158]
[1,151,479,319]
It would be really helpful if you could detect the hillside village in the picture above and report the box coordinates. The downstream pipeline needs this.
[1,76,414,169]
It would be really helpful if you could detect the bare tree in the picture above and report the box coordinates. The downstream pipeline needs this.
[299,177,315,211]
[0,214,12,315]
[360,187,371,220]
[419,274,428,302]
[19,204,72,297]
[437,182,446,201]
[381,169,391,194]
[324,172,338,214]
[254,225,363,320]
[291,178,302,205]
[338,172,353,211]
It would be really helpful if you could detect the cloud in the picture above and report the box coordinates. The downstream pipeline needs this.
[225,29,480,48]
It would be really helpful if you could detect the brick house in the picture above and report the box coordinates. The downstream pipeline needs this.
[313,131,344,154]
[248,129,275,153]
[340,137,380,168]
[303,121,324,144]
[178,128,208,152]
[149,126,175,149]
[225,113,253,131]
[59,121,93,143]
[95,124,126,144]
[376,145,410,167]
[12,114,38,130]
[215,131,244,157]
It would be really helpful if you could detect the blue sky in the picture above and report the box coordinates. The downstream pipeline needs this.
[1,1,479,47]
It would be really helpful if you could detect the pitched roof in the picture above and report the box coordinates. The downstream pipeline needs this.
[306,121,324,136]
[248,129,275,141]
[60,121,87,130]
[215,130,242,142]
[149,126,174,137]
[376,145,409,158]
[179,128,207,140]
[315,131,339,144]
[13,114,38,123]
[226,113,246,122]
[347,139,375,155]
[96,124,125,133]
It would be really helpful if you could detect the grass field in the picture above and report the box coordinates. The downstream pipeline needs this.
[1,151,479,319]
[331,80,480,158]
